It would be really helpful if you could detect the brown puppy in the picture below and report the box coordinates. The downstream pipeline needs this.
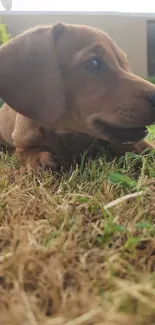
[0,22,154,170]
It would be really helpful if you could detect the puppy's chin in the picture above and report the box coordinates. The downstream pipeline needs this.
[92,119,148,143]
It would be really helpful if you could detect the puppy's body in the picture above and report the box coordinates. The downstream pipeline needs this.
[0,103,153,170]
[0,103,109,168]
[0,22,155,169]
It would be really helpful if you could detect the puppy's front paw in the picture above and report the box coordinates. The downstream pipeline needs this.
[31,151,56,170]
[15,148,57,171]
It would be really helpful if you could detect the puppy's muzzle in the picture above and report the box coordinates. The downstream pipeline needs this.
[93,119,148,143]
[92,90,155,143]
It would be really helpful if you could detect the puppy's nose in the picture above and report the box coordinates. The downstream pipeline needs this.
[149,93,155,107]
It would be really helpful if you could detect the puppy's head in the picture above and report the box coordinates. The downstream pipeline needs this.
[0,22,155,144]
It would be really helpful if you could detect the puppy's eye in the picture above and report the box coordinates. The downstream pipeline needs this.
[84,57,103,72]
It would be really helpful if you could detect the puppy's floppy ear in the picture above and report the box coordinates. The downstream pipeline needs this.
[0,22,66,125]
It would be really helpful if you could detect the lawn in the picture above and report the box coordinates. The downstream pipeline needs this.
[0,128,155,325]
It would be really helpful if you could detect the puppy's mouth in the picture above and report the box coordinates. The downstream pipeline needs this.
[93,119,148,143]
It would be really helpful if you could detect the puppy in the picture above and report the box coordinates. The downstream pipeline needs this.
[0,22,154,170]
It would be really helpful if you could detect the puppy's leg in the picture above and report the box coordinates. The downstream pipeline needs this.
[12,114,56,170]
[110,139,155,156]
[0,104,17,154]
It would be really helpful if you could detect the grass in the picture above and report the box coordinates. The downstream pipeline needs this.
[0,130,155,325]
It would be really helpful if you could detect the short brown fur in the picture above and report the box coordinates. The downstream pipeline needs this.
[0,22,155,170]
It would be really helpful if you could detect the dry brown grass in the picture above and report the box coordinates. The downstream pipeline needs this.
[1,148,155,325]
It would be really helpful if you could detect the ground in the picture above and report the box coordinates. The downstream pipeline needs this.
[1,128,155,325]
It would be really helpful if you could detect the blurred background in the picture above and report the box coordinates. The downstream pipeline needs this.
[0,0,155,78]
